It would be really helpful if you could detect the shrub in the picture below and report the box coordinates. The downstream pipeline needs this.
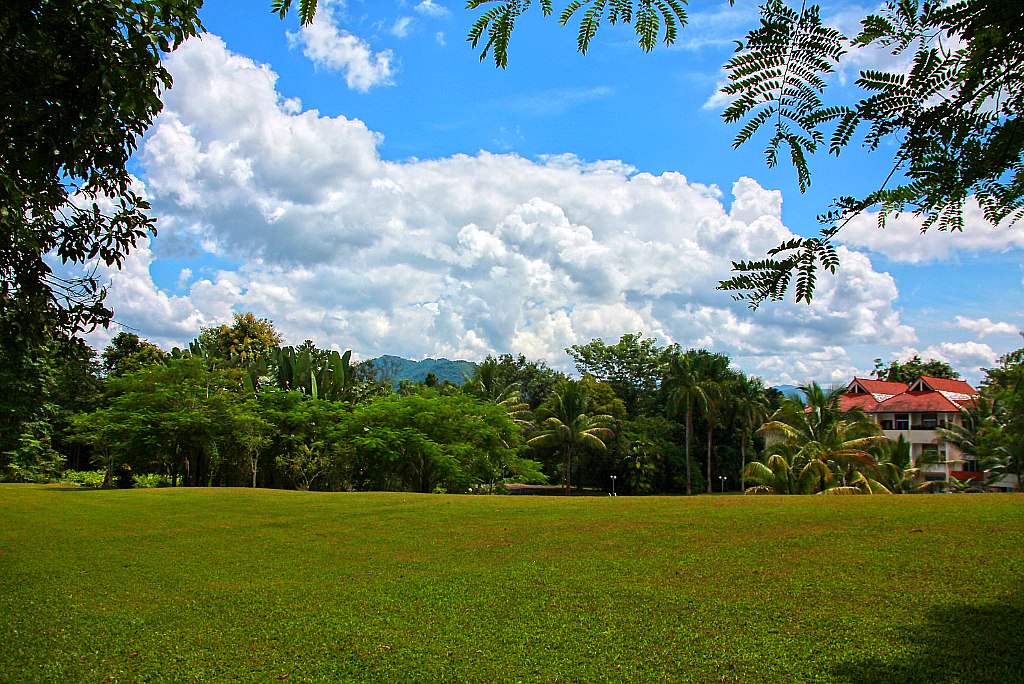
[133,473,172,488]
[61,470,108,488]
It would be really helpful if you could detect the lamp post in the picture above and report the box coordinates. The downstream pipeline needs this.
[610,475,617,497]
[718,475,727,493]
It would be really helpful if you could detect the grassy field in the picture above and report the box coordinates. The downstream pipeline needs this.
[1,485,1022,683]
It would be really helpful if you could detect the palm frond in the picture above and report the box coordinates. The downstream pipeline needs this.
[818,486,864,495]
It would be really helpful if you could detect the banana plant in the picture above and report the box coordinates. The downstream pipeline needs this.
[243,345,358,402]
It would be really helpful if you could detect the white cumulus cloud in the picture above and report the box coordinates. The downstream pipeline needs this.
[839,200,1024,263]
[953,316,1020,338]
[415,1,449,18]
[287,2,395,91]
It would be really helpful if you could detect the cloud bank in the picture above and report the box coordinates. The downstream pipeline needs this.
[92,35,927,384]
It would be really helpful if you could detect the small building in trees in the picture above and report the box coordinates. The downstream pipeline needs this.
[841,376,982,483]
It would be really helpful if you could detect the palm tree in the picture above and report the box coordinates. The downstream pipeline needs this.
[752,383,889,494]
[743,446,830,494]
[528,381,614,495]
[875,435,931,494]
[989,432,1024,492]
[731,374,770,493]
[700,357,734,494]
[470,358,533,428]
[937,396,998,465]
[664,350,728,496]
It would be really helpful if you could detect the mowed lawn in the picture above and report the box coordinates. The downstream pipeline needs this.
[1,486,1022,683]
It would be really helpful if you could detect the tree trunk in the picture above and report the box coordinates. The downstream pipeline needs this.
[706,428,713,494]
[740,433,747,494]
[685,405,692,496]
[563,446,573,495]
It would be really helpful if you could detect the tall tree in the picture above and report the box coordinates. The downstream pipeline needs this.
[467,358,533,429]
[1,0,203,341]
[698,356,734,494]
[476,353,567,410]
[102,332,168,377]
[199,312,283,363]
[980,342,1024,491]
[0,328,103,480]
[663,349,729,495]
[566,333,679,417]
[936,396,1000,465]
[528,381,614,495]
[731,374,771,494]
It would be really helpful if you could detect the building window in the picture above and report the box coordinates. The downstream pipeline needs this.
[922,413,938,428]
[895,413,910,430]
[881,419,894,430]
[920,444,945,464]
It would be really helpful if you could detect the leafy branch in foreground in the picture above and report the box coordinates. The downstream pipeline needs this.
[718,227,840,307]
[449,0,1024,306]
[720,0,1024,306]
[722,0,845,195]
[2,0,205,342]
[465,0,688,68]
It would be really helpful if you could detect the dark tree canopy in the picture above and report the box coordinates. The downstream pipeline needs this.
[102,332,169,377]
[1,0,204,343]
[872,355,961,384]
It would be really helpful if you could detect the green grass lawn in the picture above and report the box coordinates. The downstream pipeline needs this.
[1,485,1022,683]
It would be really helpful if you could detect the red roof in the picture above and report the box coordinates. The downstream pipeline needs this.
[838,393,881,412]
[849,378,908,397]
[917,376,978,396]
[876,391,963,413]
[840,376,978,415]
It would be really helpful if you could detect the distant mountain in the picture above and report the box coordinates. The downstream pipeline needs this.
[368,355,478,386]
[772,384,802,400]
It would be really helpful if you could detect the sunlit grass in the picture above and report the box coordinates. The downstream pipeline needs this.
[1,485,1022,682]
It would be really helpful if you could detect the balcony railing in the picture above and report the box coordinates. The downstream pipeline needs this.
[880,422,950,431]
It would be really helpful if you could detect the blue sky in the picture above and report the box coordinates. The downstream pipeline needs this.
[85,0,1023,385]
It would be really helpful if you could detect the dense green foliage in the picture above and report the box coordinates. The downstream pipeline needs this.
[748,383,891,494]
[199,312,283,363]
[2,486,1022,682]
[6,312,1023,496]
[0,0,203,339]
[972,346,1024,491]
[567,333,678,417]
[0,0,203,479]
[872,355,960,383]
[0,334,101,480]
[101,332,169,377]
[529,381,615,494]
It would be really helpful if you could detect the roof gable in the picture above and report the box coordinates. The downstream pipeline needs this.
[848,377,908,402]
[913,375,979,397]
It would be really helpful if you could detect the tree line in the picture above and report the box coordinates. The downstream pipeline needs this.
[2,315,1021,494]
